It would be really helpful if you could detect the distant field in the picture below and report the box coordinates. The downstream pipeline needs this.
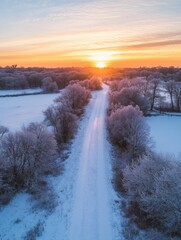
[0,88,42,96]
[0,93,58,130]
[147,116,181,156]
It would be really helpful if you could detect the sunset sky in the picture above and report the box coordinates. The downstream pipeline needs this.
[0,0,181,68]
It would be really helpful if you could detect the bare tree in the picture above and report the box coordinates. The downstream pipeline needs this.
[149,78,160,111]
[140,76,150,97]
[174,83,181,111]
[165,80,175,111]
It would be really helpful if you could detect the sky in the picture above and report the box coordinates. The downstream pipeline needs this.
[0,0,181,68]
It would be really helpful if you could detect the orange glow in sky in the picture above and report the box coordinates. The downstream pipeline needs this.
[0,1,181,67]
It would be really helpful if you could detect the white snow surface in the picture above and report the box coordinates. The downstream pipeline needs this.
[147,116,181,155]
[0,93,58,130]
[0,88,42,96]
[0,85,121,240]
[0,193,45,240]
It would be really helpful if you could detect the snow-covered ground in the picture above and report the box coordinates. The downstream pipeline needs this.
[0,88,42,96]
[0,193,45,240]
[0,93,58,130]
[147,116,181,156]
[0,85,121,240]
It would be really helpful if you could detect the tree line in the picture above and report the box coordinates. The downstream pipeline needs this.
[109,73,181,114]
[0,66,103,92]
[107,80,181,239]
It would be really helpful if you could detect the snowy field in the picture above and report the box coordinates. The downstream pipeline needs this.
[0,88,42,96]
[147,116,181,156]
[0,93,58,130]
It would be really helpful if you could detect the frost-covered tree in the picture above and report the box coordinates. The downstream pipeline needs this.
[110,80,122,92]
[76,77,102,90]
[0,123,57,189]
[110,87,149,114]
[107,105,150,160]
[123,154,181,235]
[44,103,77,144]
[110,79,131,92]
[88,77,102,90]
[1,131,35,188]
[44,83,91,144]
[27,73,43,88]
[149,78,160,110]
[55,83,91,115]
[165,80,175,111]
[174,83,181,111]
[24,123,57,175]
[42,77,58,93]
[0,75,29,89]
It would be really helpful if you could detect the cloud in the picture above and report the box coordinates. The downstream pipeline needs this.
[123,39,181,50]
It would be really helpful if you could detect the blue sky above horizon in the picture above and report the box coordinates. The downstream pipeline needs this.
[0,0,181,67]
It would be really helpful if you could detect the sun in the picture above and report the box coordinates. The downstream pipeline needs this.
[90,51,113,68]
[96,61,106,68]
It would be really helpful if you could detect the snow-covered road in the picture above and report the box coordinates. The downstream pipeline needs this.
[68,85,113,240]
